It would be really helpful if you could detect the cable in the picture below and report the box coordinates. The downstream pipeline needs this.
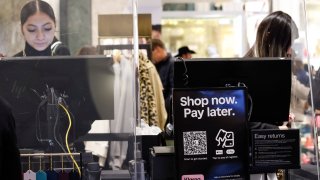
[247,94,253,122]
[225,82,253,122]
[60,98,76,148]
[237,82,253,122]
[58,103,81,176]
[175,57,189,87]
[31,88,48,143]
[53,106,67,153]
[35,98,49,143]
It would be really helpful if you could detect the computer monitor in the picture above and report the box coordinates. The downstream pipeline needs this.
[174,58,292,124]
[0,56,114,150]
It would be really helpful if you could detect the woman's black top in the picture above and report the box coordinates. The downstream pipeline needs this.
[0,97,22,180]
[14,38,70,57]
[11,38,70,150]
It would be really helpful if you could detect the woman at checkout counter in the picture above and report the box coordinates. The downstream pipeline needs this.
[0,0,72,150]
[245,10,309,128]
[14,0,70,57]
[245,10,310,180]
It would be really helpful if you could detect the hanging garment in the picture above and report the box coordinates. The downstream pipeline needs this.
[24,170,36,180]
[139,53,158,127]
[58,171,69,180]
[148,61,167,130]
[68,170,80,180]
[250,173,277,180]
[139,52,167,130]
[109,56,134,169]
[45,170,58,180]
[36,170,47,180]
[84,120,110,167]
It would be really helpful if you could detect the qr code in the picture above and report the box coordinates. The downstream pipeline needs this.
[183,131,207,155]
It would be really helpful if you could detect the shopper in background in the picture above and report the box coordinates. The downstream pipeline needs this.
[245,10,309,180]
[245,11,309,125]
[152,24,162,39]
[246,11,310,124]
[76,45,98,55]
[174,46,196,59]
[293,58,310,87]
[0,53,5,60]
[308,66,320,114]
[151,39,174,128]
[305,64,316,79]
[14,0,70,57]
[0,97,22,180]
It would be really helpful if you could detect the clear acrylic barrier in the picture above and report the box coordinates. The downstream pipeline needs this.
[266,1,320,179]
[0,0,142,179]
[245,0,319,179]
[1,0,320,179]
[290,0,320,179]
[150,0,319,179]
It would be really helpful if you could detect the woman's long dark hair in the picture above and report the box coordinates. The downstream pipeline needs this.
[245,11,299,57]
[20,0,56,26]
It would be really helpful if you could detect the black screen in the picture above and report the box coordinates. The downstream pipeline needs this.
[0,56,114,150]
[174,58,292,124]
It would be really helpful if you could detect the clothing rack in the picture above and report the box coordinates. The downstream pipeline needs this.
[97,44,152,60]
[20,152,81,157]
[20,152,83,179]
[76,132,132,142]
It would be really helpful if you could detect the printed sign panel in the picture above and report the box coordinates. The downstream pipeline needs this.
[173,88,248,180]
[251,129,300,173]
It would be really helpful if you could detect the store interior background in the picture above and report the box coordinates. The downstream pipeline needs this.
[1,0,320,68]
[1,0,320,178]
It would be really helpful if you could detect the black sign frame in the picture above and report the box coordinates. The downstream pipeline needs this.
[173,87,249,180]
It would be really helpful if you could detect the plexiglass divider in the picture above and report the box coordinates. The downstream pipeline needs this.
[0,0,143,179]
[1,0,320,179]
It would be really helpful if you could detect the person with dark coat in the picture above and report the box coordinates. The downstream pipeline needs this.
[14,0,70,57]
[0,97,22,180]
[151,39,174,127]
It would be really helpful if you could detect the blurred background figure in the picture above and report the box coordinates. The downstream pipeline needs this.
[0,53,5,60]
[76,45,98,55]
[293,58,310,87]
[207,44,220,58]
[151,39,174,128]
[174,46,196,59]
[152,24,162,39]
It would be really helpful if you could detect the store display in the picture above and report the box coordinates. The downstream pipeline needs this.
[2,0,320,179]
[21,153,82,180]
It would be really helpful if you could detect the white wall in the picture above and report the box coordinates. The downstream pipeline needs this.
[91,0,132,46]
[272,0,302,29]
[136,0,162,24]
[44,0,60,38]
